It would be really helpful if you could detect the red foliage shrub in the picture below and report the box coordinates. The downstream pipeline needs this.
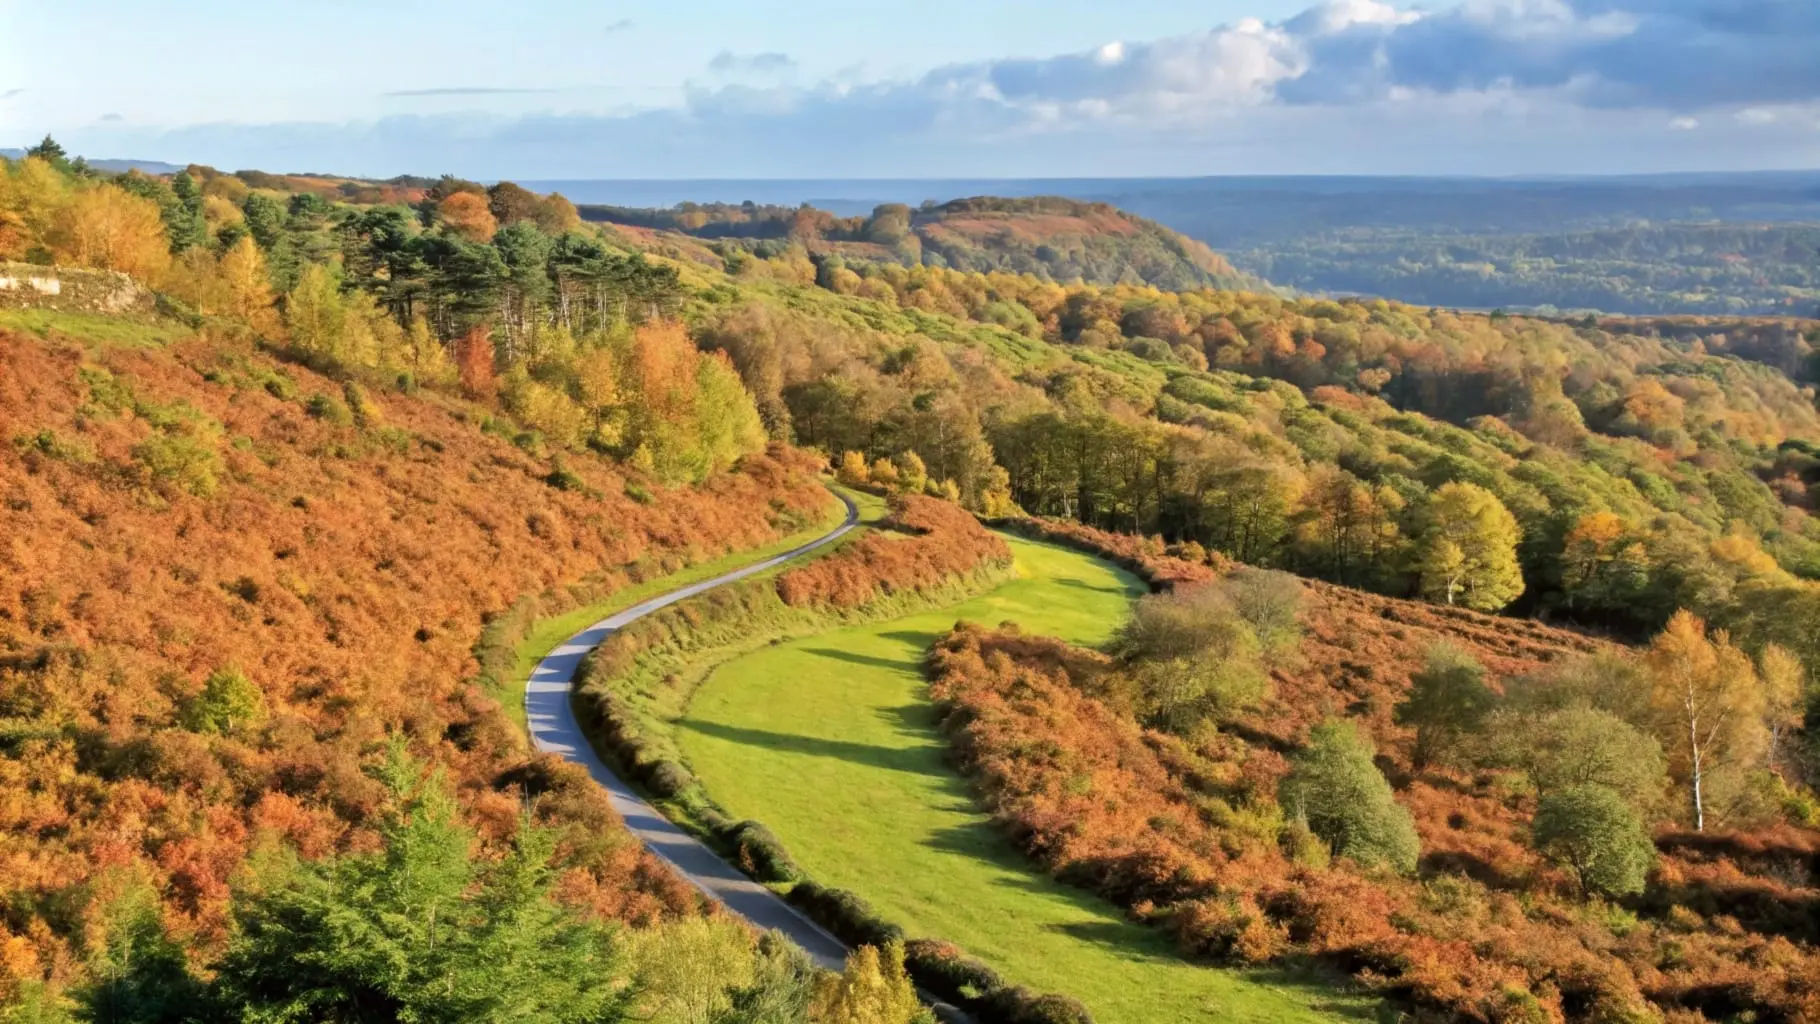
[994,516,1218,592]
[926,616,1820,1023]
[777,495,1010,607]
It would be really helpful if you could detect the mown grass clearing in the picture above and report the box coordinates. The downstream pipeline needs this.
[679,534,1370,1024]
[501,485,873,730]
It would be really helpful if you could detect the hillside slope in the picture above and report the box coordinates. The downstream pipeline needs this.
[926,526,1820,1022]
[0,323,830,988]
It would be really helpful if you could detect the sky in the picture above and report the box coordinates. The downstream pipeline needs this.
[2,0,1818,179]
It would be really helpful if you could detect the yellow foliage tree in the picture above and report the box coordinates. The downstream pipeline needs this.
[52,182,171,282]
[811,944,923,1024]
[1758,643,1806,772]
[1416,482,1524,611]
[837,451,870,488]
[1645,610,1767,831]
[218,236,280,334]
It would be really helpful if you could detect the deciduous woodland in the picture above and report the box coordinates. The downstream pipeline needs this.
[1,135,1817,1022]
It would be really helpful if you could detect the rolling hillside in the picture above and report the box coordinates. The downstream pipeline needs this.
[581,195,1270,292]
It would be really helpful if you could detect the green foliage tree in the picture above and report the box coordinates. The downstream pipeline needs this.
[182,667,266,735]
[630,916,754,1024]
[1115,584,1269,732]
[1394,644,1495,770]
[1490,705,1666,809]
[1279,720,1420,873]
[166,171,207,252]
[1416,482,1524,611]
[72,874,203,1024]
[1531,785,1657,898]
[208,745,631,1024]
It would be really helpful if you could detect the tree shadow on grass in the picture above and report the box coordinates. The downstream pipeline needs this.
[878,629,943,647]
[800,646,912,672]
[679,719,945,778]
[1057,914,1376,1018]
[1048,576,1126,595]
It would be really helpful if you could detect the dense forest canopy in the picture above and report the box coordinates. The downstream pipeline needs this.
[1237,224,1820,317]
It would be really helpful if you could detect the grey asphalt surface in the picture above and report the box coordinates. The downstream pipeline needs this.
[524,494,860,971]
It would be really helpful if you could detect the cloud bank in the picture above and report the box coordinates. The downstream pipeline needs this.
[48,0,1820,178]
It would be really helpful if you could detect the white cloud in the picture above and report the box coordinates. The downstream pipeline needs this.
[40,0,1820,177]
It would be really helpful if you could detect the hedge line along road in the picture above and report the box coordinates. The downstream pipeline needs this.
[524,493,859,970]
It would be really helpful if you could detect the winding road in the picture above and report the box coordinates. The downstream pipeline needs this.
[523,493,859,970]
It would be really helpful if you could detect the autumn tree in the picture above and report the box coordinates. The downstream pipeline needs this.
[535,193,582,235]
[439,191,498,242]
[837,451,870,488]
[1416,482,1524,611]
[810,944,924,1024]
[894,450,928,495]
[630,916,754,1024]
[486,181,543,227]
[457,327,499,400]
[52,182,172,282]
[1758,644,1806,773]
[1644,611,1767,831]
[1280,720,1419,873]
[1560,510,1648,611]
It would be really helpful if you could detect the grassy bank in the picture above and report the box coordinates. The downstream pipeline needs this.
[678,534,1370,1024]
[490,484,869,731]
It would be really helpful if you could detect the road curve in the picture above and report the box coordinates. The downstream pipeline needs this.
[524,493,859,970]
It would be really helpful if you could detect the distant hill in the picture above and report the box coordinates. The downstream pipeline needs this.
[0,148,183,175]
[579,195,1270,292]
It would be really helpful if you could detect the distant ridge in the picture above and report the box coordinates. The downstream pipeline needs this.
[0,148,183,175]
[581,193,1271,293]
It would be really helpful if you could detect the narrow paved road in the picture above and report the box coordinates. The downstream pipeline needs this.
[524,494,859,970]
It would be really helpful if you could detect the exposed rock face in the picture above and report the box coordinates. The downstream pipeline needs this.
[0,262,153,314]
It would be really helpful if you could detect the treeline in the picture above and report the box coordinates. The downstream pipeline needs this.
[1236,223,1820,316]
[2,144,769,485]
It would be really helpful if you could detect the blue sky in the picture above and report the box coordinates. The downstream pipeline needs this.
[3,0,1817,178]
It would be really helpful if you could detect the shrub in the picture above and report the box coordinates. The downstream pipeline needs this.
[724,821,805,884]
[1279,720,1420,873]
[131,433,220,496]
[784,882,904,950]
[305,392,352,426]
[1531,784,1657,898]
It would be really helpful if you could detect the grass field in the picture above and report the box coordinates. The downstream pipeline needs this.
[679,534,1371,1024]
[501,486,879,730]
